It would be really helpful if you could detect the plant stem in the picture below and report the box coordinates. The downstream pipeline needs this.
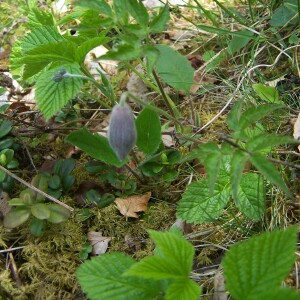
[152,70,177,119]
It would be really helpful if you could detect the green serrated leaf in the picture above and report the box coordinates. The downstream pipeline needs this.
[75,36,110,63]
[35,63,83,119]
[155,45,194,94]
[150,4,170,33]
[125,230,194,277]
[176,178,231,223]
[77,252,159,300]
[126,0,149,27]
[65,128,124,167]
[136,107,161,155]
[28,8,55,29]
[230,150,249,202]
[165,279,201,300]
[246,134,297,152]
[222,226,297,300]
[252,83,281,103]
[250,153,290,196]
[113,0,129,24]
[227,100,243,131]
[101,43,141,61]
[20,26,63,53]
[74,0,113,17]
[239,104,283,130]
[236,173,265,221]
[3,208,31,228]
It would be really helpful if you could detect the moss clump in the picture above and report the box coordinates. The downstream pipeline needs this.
[89,201,176,259]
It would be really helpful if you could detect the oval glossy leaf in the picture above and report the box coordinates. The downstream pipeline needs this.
[3,208,30,228]
[65,128,124,167]
[47,204,71,223]
[31,203,51,220]
[136,107,161,155]
[0,121,12,138]
[252,83,280,103]
[155,45,194,94]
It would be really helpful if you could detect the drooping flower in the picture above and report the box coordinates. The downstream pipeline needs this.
[108,101,136,161]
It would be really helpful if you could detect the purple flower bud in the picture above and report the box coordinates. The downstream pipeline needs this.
[108,103,137,161]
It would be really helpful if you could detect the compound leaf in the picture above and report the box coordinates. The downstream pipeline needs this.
[176,178,231,223]
[77,252,159,300]
[222,226,297,300]
[250,153,290,196]
[236,173,265,221]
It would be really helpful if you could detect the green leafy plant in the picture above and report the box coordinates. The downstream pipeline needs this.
[3,174,71,236]
[0,107,21,191]
[42,158,76,198]
[76,227,299,300]
[77,229,201,300]
[176,101,298,223]
[223,226,299,300]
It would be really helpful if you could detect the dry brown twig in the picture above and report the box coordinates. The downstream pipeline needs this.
[0,165,74,211]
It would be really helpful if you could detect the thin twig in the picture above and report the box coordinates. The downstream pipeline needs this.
[0,246,25,254]
[0,165,74,211]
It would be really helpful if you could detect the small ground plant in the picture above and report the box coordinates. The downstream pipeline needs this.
[0,0,299,298]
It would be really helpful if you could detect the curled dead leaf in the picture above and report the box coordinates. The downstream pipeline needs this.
[87,231,111,255]
[114,192,151,218]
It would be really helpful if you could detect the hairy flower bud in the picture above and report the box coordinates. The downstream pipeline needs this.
[108,103,136,161]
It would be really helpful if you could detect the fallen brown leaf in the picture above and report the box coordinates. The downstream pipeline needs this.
[115,192,151,218]
[87,231,111,255]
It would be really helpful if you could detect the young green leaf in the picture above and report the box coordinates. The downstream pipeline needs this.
[77,252,160,300]
[246,134,297,152]
[252,83,280,103]
[250,153,290,196]
[136,107,161,155]
[222,226,298,300]
[230,150,249,202]
[239,104,283,130]
[125,230,201,300]
[227,30,254,55]
[35,63,83,119]
[166,279,201,300]
[155,45,194,94]
[73,0,113,17]
[47,204,70,223]
[176,178,231,223]
[75,36,110,63]
[270,5,297,27]
[126,0,149,27]
[0,121,12,138]
[3,208,31,228]
[236,173,265,221]
[27,8,55,29]
[31,203,51,220]
[65,128,124,167]
[149,4,170,33]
